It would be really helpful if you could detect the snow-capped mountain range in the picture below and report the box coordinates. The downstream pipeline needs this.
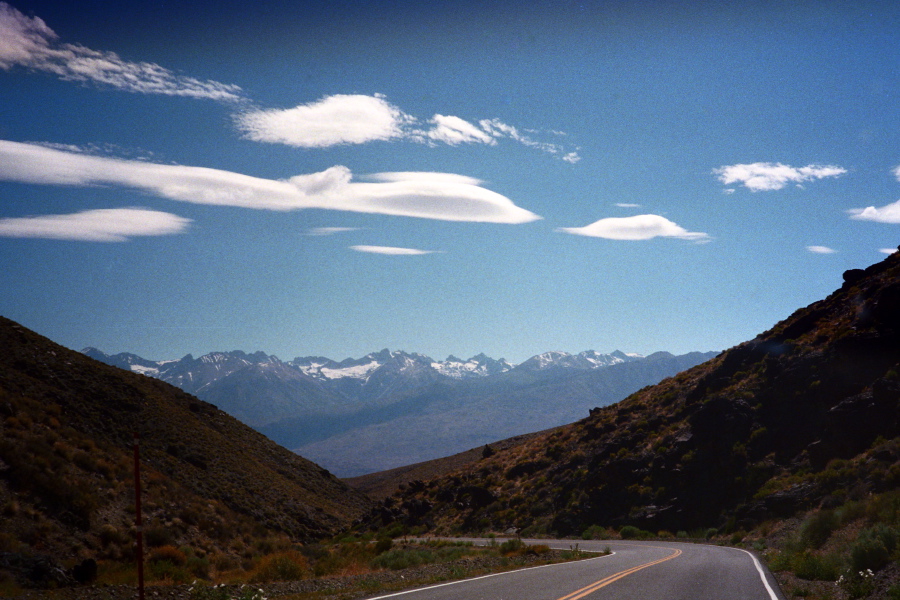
[83,345,718,477]
[82,346,643,390]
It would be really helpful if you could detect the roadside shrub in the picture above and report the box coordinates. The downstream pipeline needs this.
[839,569,877,599]
[149,545,187,566]
[145,525,175,548]
[374,538,393,554]
[619,526,651,540]
[581,524,607,540]
[148,559,191,583]
[800,510,839,550]
[249,550,308,582]
[791,551,841,581]
[526,544,550,556]
[499,538,525,555]
[850,529,893,572]
[371,548,433,570]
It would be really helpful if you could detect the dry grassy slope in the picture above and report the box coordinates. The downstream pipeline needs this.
[344,427,563,500]
[0,316,373,556]
[372,250,900,537]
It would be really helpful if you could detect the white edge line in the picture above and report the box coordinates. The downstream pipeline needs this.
[363,551,615,600]
[732,547,780,600]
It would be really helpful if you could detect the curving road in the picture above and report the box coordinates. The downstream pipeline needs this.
[362,539,785,600]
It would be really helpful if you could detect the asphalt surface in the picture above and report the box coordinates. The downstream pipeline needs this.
[361,538,786,600]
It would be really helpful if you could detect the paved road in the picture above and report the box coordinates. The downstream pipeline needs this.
[362,539,785,600]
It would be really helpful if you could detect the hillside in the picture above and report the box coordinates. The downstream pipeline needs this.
[344,427,562,500]
[369,249,900,539]
[0,317,372,587]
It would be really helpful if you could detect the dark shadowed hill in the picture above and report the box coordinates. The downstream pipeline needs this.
[0,316,372,580]
[367,250,900,538]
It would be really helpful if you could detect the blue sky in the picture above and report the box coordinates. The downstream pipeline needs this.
[2,0,900,364]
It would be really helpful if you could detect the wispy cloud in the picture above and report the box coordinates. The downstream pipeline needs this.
[0,141,541,224]
[0,207,191,241]
[880,248,898,255]
[350,245,438,255]
[236,94,578,161]
[0,3,243,101]
[425,114,496,146]
[806,245,837,254]
[479,118,580,162]
[713,162,847,191]
[615,203,641,208]
[847,199,900,223]
[1,3,576,160]
[557,214,710,242]
[306,227,360,236]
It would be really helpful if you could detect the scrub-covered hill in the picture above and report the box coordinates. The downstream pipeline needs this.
[0,316,372,587]
[371,249,900,540]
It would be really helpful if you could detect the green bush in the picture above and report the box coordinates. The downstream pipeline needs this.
[799,510,838,550]
[499,538,525,555]
[371,548,434,570]
[619,526,651,540]
[791,551,841,581]
[148,559,191,583]
[850,530,892,572]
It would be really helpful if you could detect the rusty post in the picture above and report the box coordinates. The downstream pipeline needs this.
[133,433,144,600]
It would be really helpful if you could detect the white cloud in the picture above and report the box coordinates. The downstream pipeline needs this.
[615,203,641,208]
[236,94,411,148]
[879,248,898,255]
[0,140,541,224]
[713,162,847,191]
[306,227,360,236]
[847,199,900,223]
[557,214,710,242]
[806,245,837,254]
[424,114,495,146]
[1,1,576,160]
[350,245,438,255]
[0,3,242,101]
[0,208,191,241]
[236,96,579,161]
[893,165,900,181]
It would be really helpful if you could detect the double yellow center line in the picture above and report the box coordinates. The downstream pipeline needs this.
[555,547,682,600]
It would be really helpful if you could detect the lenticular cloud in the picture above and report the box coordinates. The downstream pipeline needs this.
[0,140,541,224]
[848,199,900,224]
[350,245,437,255]
[0,208,191,242]
[236,94,409,147]
[557,214,710,242]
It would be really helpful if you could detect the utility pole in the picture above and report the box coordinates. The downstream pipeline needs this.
[133,433,144,600]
